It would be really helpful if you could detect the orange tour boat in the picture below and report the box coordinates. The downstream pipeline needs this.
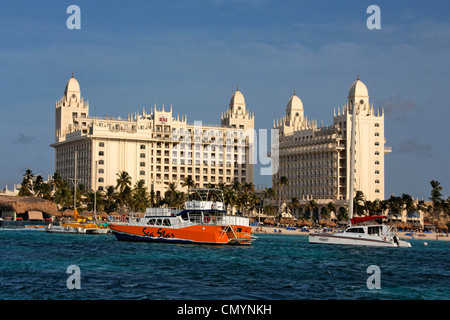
[108,189,256,245]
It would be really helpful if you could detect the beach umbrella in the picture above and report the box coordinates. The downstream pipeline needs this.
[264,218,275,225]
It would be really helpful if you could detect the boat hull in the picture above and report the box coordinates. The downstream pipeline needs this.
[309,232,399,247]
[109,224,252,245]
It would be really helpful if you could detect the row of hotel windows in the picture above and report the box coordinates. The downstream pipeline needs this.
[97,167,246,176]
[97,175,245,184]
[283,187,382,198]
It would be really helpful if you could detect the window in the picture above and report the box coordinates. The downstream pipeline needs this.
[375,161,380,165]
[99,151,104,156]
[347,227,364,233]
[375,189,380,193]
[99,160,104,165]
[375,170,380,174]
[140,153,146,158]
[140,145,146,149]
[98,178,104,183]
[375,142,379,146]
[140,170,145,175]
[375,132,380,136]
[99,142,105,147]
[140,162,145,167]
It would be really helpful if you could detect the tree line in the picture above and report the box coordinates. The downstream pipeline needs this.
[17,169,450,223]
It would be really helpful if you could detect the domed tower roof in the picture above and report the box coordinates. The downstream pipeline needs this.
[229,87,246,107]
[348,74,369,99]
[286,91,303,112]
[65,74,80,95]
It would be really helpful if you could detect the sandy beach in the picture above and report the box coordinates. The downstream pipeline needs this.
[252,226,450,242]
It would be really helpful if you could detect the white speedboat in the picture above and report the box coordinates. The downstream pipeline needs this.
[45,223,86,234]
[309,218,411,247]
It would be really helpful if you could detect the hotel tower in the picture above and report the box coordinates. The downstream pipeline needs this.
[51,76,254,199]
[272,76,391,205]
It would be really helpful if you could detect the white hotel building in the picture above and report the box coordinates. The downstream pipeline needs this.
[273,76,391,206]
[51,76,254,199]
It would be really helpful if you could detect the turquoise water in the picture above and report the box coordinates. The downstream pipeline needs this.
[0,229,449,300]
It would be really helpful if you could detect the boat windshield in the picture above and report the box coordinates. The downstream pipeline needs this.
[180,210,222,224]
[368,226,383,235]
[346,227,365,233]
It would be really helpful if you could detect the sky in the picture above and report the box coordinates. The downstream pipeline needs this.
[0,0,449,200]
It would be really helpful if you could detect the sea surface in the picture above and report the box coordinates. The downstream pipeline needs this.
[0,228,449,300]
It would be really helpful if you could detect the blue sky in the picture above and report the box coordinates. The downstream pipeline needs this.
[0,0,449,200]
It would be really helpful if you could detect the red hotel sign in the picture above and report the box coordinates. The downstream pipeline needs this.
[159,115,168,124]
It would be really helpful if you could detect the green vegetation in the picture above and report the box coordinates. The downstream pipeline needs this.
[16,169,450,226]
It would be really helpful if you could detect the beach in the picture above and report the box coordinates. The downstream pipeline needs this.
[252,226,450,242]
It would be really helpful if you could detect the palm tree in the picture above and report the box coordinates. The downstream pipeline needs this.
[386,195,403,218]
[353,190,366,216]
[306,199,317,221]
[231,180,241,195]
[327,201,336,219]
[54,183,73,210]
[149,189,157,208]
[86,189,104,213]
[276,176,289,213]
[51,172,65,192]
[289,197,300,218]
[338,206,348,222]
[32,175,52,200]
[263,204,275,217]
[132,180,149,212]
[38,181,53,200]
[18,168,34,196]
[262,187,276,208]
[116,171,132,193]
[116,171,132,210]
[430,180,443,234]
[117,185,132,212]
[181,176,195,199]
[165,182,178,207]
[223,187,235,212]
[103,186,118,213]
[320,206,330,220]
[430,180,443,214]
[402,193,416,214]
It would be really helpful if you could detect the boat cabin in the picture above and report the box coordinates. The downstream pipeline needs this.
[345,225,387,236]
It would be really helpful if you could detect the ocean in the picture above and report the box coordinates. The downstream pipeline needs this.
[0,228,449,300]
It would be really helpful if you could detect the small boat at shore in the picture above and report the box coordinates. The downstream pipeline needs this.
[108,189,255,245]
[309,216,411,247]
[45,209,109,234]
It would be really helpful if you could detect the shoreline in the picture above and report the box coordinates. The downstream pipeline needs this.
[252,226,450,242]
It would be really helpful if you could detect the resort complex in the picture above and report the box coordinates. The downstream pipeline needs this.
[50,75,254,200]
[1,75,448,232]
[273,76,389,205]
